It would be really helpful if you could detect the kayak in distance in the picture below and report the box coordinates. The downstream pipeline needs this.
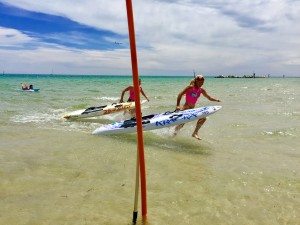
[21,83,39,92]
[22,88,40,92]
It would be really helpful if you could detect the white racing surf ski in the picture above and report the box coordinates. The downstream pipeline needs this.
[92,105,222,135]
[63,100,147,119]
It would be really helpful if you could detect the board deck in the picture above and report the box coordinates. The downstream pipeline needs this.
[63,100,148,119]
[22,88,40,92]
[92,105,222,135]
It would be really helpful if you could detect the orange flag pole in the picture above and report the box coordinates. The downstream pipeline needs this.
[125,0,147,220]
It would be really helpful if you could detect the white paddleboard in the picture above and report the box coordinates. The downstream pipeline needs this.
[62,100,148,119]
[92,105,222,135]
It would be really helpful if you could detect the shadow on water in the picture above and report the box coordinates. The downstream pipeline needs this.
[61,116,214,156]
[106,131,213,156]
[62,117,113,124]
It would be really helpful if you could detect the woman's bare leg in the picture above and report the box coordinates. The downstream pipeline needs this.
[192,118,206,140]
[173,123,185,136]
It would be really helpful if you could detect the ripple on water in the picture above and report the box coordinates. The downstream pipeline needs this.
[262,129,296,137]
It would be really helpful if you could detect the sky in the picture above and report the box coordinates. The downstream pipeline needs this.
[0,0,299,77]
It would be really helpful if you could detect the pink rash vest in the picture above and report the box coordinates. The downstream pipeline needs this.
[185,86,201,104]
[129,87,141,101]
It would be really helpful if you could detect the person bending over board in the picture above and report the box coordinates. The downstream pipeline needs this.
[174,75,221,140]
[119,79,150,116]
[21,83,29,90]
[21,83,34,90]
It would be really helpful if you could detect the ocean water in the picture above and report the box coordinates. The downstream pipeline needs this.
[0,74,299,225]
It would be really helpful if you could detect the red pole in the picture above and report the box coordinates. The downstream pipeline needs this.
[125,0,147,218]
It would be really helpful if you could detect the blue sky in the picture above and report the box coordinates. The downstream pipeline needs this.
[0,2,124,50]
[0,0,299,76]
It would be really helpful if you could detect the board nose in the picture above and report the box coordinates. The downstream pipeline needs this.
[214,106,222,111]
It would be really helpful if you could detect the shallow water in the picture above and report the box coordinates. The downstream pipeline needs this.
[0,75,299,224]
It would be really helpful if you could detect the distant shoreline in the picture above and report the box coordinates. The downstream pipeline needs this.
[215,75,270,78]
[1,73,299,78]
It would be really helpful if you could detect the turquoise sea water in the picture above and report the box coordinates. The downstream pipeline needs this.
[0,74,299,224]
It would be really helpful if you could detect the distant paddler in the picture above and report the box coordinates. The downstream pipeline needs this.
[21,83,34,90]
[21,83,39,91]
[21,82,29,90]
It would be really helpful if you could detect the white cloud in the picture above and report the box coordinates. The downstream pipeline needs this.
[0,0,300,76]
[0,27,36,46]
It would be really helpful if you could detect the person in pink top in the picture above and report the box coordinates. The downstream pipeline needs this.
[174,75,221,140]
[120,79,149,103]
[119,79,150,116]
[21,83,29,90]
